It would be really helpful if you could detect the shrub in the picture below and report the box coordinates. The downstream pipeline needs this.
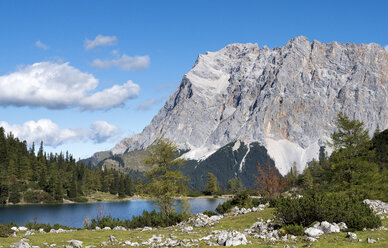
[72,197,88,203]
[283,224,304,236]
[216,191,253,214]
[8,191,21,204]
[275,192,381,230]
[23,191,49,203]
[86,210,189,229]
[251,198,268,206]
[203,210,217,217]
[0,224,13,238]
[25,222,70,232]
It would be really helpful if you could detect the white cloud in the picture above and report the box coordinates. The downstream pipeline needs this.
[0,119,120,146]
[0,61,140,110]
[35,40,49,50]
[136,98,163,111]
[91,54,150,71]
[385,45,388,53]
[90,121,120,143]
[85,35,117,50]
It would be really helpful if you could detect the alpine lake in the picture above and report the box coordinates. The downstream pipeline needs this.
[0,198,227,228]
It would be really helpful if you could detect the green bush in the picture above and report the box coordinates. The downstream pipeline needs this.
[86,210,189,229]
[275,192,381,230]
[8,191,21,204]
[23,191,49,203]
[251,198,268,206]
[203,210,217,217]
[283,224,304,236]
[216,191,253,214]
[72,196,88,203]
[25,222,70,232]
[0,224,13,238]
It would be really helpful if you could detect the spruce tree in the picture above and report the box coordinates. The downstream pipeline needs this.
[205,172,219,195]
[302,167,313,190]
[118,175,125,198]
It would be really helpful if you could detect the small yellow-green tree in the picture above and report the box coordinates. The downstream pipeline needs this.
[143,138,187,215]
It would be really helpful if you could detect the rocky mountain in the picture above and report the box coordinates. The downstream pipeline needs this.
[90,36,387,186]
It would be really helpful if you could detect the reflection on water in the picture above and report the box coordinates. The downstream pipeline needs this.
[0,198,226,228]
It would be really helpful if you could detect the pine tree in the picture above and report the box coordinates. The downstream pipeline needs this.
[135,177,143,194]
[8,178,21,204]
[302,167,313,190]
[68,171,78,199]
[0,183,8,204]
[118,175,125,198]
[205,172,219,195]
[55,178,63,202]
[125,175,134,196]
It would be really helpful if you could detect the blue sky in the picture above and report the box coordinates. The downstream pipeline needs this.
[0,0,387,159]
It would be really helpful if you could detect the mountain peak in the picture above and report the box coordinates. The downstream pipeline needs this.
[107,37,387,175]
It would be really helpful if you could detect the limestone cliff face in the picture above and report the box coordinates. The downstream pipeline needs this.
[110,36,388,174]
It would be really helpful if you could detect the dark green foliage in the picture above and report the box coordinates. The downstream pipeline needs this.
[0,224,13,238]
[181,141,275,190]
[205,172,219,195]
[216,191,253,214]
[283,224,304,236]
[371,129,388,169]
[203,210,217,217]
[23,191,49,203]
[318,114,388,201]
[186,190,204,197]
[8,190,21,204]
[25,222,70,232]
[86,210,189,229]
[0,129,136,205]
[0,183,8,204]
[72,196,88,203]
[227,178,243,194]
[275,193,381,230]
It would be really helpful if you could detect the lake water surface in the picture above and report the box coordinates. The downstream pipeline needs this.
[0,198,227,228]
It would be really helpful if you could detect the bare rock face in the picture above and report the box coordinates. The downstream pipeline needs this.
[111,36,388,174]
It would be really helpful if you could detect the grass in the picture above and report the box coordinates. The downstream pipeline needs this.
[0,211,387,247]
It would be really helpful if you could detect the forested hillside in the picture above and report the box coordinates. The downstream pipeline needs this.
[0,127,135,204]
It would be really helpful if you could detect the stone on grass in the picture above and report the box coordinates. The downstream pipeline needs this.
[141,226,152,231]
[304,227,324,238]
[346,232,357,240]
[338,222,347,230]
[67,240,83,248]
[182,226,194,232]
[217,230,248,246]
[367,237,377,244]
[113,226,126,230]
[108,235,118,242]
[12,240,30,248]
[305,237,317,242]
[24,230,35,236]
[319,221,340,234]
[148,234,162,243]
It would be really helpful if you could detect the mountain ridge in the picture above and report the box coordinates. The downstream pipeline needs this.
[93,36,388,175]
